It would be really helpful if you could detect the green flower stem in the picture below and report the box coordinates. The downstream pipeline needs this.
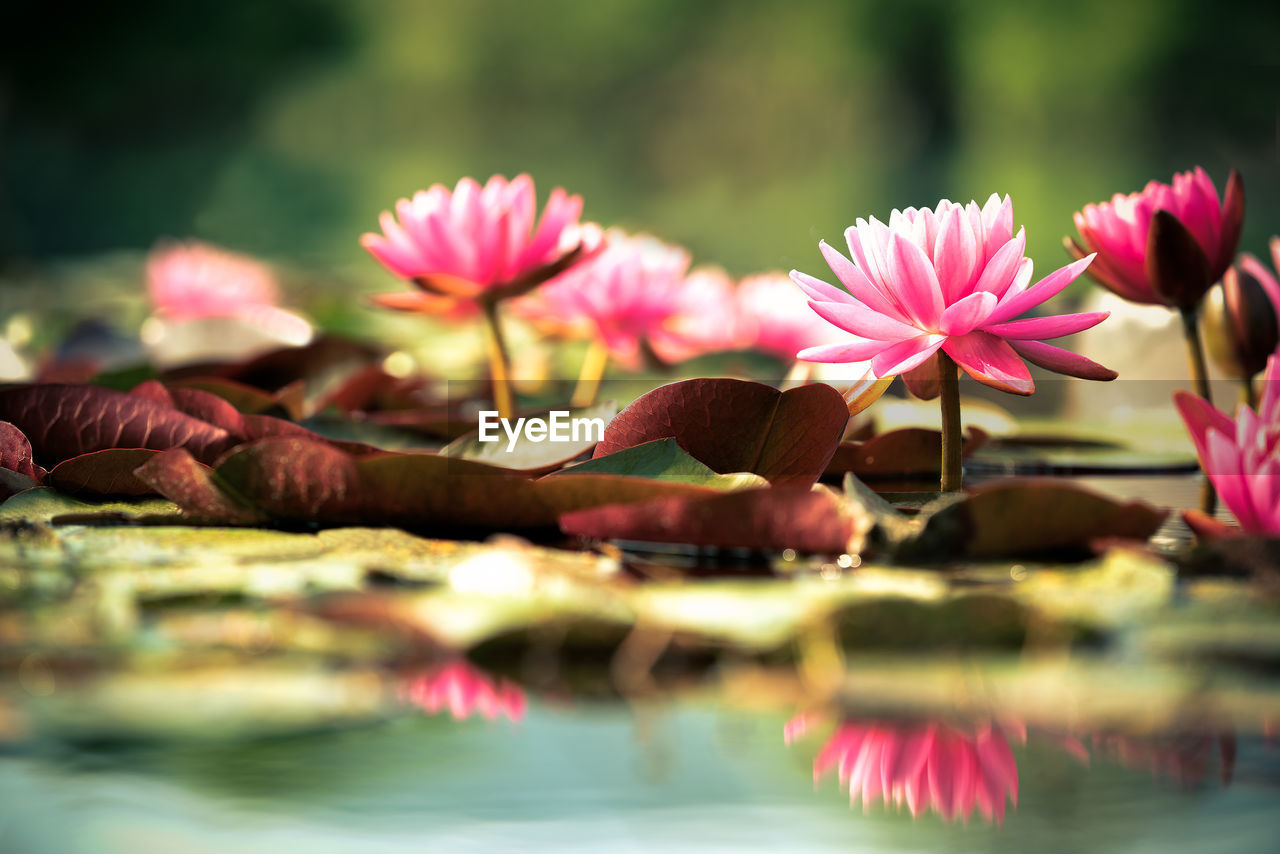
[482,300,515,421]
[1242,375,1257,410]
[570,339,609,409]
[1179,306,1217,515]
[1179,307,1213,404]
[938,350,963,493]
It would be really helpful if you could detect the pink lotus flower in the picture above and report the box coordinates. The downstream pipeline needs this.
[363,174,589,313]
[796,717,1021,825]
[518,228,695,370]
[1068,167,1244,308]
[1175,350,1280,534]
[400,660,526,722]
[147,240,280,322]
[793,194,1116,395]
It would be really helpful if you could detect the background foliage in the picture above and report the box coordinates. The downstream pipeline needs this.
[2,0,1276,283]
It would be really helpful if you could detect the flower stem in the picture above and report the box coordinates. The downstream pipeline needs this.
[1179,307,1213,403]
[938,351,963,493]
[1242,375,1257,410]
[1179,307,1217,515]
[570,339,609,408]
[481,300,515,420]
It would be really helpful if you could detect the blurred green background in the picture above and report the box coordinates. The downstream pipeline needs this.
[1,0,1277,300]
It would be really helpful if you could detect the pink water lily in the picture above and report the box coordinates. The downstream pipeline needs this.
[363,174,590,419]
[145,240,312,359]
[655,266,754,362]
[148,240,280,321]
[1175,350,1280,535]
[794,717,1021,825]
[400,660,526,722]
[737,271,848,361]
[519,228,694,370]
[1068,167,1244,309]
[736,271,890,413]
[793,194,1116,396]
[363,173,589,310]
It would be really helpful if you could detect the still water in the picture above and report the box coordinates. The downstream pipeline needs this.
[1,695,1276,853]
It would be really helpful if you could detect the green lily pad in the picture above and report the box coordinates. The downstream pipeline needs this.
[442,400,618,474]
[0,487,182,525]
[556,438,766,490]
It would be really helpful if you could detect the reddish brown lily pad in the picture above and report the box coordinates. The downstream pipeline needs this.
[824,427,989,481]
[0,384,235,466]
[48,449,160,497]
[442,400,617,474]
[0,421,46,498]
[900,479,1167,561]
[136,437,731,530]
[593,378,848,485]
[559,485,856,553]
[169,377,307,420]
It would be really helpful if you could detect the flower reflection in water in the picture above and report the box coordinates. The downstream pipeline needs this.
[788,714,1021,825]
[790,713,1239,828]
[1091,731,1236,788]
[400,660,526,723]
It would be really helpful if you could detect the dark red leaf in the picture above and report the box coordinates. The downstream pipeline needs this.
[169,377,306,419]
[560,486,855,553]
[592,379,848,485]
[137,436,725,530]
[0,421,46,498]
[904,479,1167,560]
[48,449,160,497]
[163,336,380,416]
[0,384,234,467]
[825,427,988,480]
[134,450,266,524]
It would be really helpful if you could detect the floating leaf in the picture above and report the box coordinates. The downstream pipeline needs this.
[47,449,160,497]
[170,377,306,420]
[559,485,860,553]
[137,437,732,530]
[0,421,46,498]
[0,384,234,466]
[825,427,989,480]
[593,378,848,485]
[899,479,1167,561]
[0,487,182,524]
[443,400,618,474]
[559,438,766,489]
[163,336,380,416]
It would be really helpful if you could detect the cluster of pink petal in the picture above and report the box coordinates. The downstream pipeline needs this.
[807,719,1021,824]
[518,228,696,369]
[736,271,848,361]
[362,174,584,288]
[655,267,755,362]
[1074,167,1237,305]
[400,660,526,722]
[794,194,1114,395]
[147,240,280,322]
[1175,351,1280,534]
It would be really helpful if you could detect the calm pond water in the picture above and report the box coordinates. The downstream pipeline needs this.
[1,697,1276,853]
